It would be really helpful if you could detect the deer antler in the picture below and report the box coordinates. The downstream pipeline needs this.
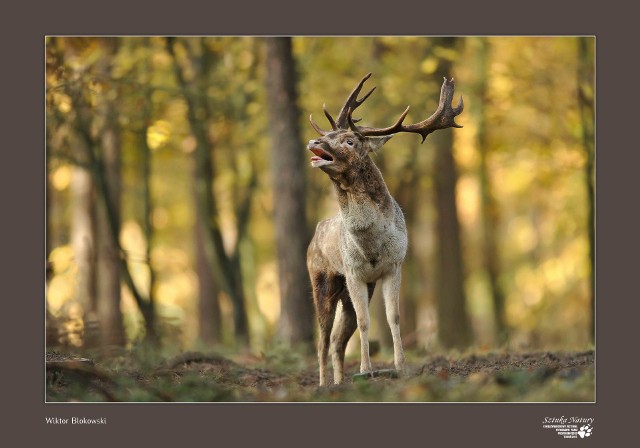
[334,72,376,129]
[309,73,375,135]
[310,75,463,141]
[356,78,464,143]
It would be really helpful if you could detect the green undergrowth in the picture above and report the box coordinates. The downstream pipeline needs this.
[46,345,595,403]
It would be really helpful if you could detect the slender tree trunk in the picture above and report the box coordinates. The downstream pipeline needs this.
[191,130,249,345]
[70,144,98,347]
[195,189,222,345]
[65,61,151,347]
[140,45,158,344]
[166,37,250,345]
[95,137,125,348]
[264,37,314,346]
[45,138,59,347]
[140,130,157,343]
[431,37,473,349]
[432,128,472,349]
[577,37,595,343]
[95,38,125,348]
[473,37,508,345]
[72,104,152,344]
[45,149,55,284]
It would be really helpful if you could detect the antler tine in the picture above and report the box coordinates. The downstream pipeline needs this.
[360,78,464,143]
[335,73,375,129]
[346,108,363,136]
[356,105,411,136]
[322,104,338,130]
[309,114,329,136]
[403,77,464,142]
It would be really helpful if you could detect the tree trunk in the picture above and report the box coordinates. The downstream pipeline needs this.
[264,37,314,346]
[577,37,595,343]
[473,37,508,344]
[431,37,473,349]
[62,38,152,346]
[70,145,98,347]
[45,136,56,284]
[45,134,59,347]
[95,38,125,348]
[140,45,158,344]
[166,37,250,346]
[195,192,222,345]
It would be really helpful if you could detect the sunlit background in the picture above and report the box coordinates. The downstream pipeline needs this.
[46,36,594,355]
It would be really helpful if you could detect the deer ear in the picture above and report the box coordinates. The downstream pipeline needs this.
[367,135,393,152]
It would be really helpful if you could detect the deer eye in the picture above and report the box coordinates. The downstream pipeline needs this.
[346,139,353,146]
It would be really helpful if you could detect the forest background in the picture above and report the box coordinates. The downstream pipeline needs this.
[45,36,595,401]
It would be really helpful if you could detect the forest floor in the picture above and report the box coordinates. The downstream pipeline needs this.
[46,348,594,402]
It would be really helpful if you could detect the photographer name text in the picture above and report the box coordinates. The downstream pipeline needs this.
[46,417,107,425]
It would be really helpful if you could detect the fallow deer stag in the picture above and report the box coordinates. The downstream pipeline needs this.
[307,73,463,385]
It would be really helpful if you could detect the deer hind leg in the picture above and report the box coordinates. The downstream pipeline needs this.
[381,268,406,374]
[312,272,341,386]
[330,281,375,384]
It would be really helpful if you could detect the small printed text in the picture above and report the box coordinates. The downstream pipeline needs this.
[45,417,107,425]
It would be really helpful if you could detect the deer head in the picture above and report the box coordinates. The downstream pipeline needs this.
[307,73,464,173]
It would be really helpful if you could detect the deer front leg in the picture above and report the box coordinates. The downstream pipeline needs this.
[330,282,375,384]
[345,275,373,374]
[381,266,406,374]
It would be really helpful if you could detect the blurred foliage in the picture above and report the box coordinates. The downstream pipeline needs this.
[46,36,594,354]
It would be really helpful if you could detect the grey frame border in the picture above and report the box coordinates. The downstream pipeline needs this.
[5,0,636,446]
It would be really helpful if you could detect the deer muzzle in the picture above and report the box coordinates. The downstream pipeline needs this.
[307,140,334,168]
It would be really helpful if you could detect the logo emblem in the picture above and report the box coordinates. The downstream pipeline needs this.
[578,424,593,438]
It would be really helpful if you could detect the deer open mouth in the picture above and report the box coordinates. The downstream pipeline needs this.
[309,147,334,167]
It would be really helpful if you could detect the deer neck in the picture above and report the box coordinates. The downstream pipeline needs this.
[330,157,393,223]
